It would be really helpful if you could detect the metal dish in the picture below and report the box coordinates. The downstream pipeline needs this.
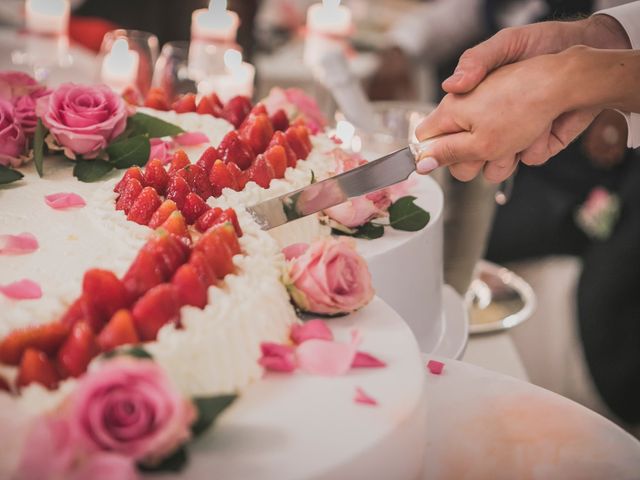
[466,260,537,335]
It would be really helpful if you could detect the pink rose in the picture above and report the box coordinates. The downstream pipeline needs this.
[68,453,138,480]
[0,71,50,135]
[37,83,127,159]
[0,99,27,167]
[69,359,196,465]
[262,87,327,134]
[325,193,389,228]
[284,237,374,315]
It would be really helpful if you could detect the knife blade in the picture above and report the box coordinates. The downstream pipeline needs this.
[247,146,417,230]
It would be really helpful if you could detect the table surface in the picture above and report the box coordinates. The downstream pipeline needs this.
[464,332,530,381]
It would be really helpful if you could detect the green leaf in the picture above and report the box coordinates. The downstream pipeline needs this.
[0,164,24,185]
[191,394,237,437]
[102,345,153,360]
[138,446,188,473]
[128,112,185,138]
[34,118,47,178]
[310,170,316,184]
[332,221,385,240]
[73,159,114,182]
[388,196,430,232]
[107,135,151,169]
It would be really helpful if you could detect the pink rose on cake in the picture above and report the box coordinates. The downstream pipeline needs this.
[283,238,374,315]
[0,99,27,167]
[262,87,327,134]
[69,358,195,466]
[0,71,50,134]
[325,190,392,229]
[37,83,128,159]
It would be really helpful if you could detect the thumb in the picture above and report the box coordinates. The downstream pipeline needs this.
[414,131,481,174]
[443,29,518,94]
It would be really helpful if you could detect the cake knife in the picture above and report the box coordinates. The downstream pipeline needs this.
[247,144,427,230]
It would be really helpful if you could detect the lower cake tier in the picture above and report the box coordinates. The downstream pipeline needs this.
[158,297,428,480]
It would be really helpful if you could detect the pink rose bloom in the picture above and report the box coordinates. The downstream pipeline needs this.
[37,83,127,159]
[0,99,27,167]
[0,71,50,134]
[325,189,391,228]
[69,359,196,466]
[262,87,327,134]
[285,237,374,315]
[69,453,138,480]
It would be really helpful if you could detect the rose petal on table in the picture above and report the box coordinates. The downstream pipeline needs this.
[354,387,378,406]
[427,359,445,375]
[297,339,358,376]
[282,242,309,261]
[0,233,38,255]
[352,351,386,368]
[44,193,86,210]
[0,279,42,300]
[290,319,333,345]
[259,342,297,373]
[174,132,209,146]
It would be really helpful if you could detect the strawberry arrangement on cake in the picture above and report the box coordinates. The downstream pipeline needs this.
[0,72,430,479]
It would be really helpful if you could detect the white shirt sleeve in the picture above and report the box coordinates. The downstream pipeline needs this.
[595,2,640,148]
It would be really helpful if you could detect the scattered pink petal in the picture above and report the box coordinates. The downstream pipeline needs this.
[296,332,361,376]
[352,351,386,368]
[44,193,86,210]
[427,359,445,375]
[259,342,297,373]
[0,232,38,255]
[149,138,173,164]
[290,319,333,345]
[282,242,309,261]
[0,279,42,300]
[354,387,378,406]
[174,132,209,146]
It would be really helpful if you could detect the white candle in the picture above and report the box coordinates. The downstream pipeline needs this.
[25,0,70,36]
[306,0,352,36]
[101,39,140,93]
[191,0,240,42]
[199,49,255,103]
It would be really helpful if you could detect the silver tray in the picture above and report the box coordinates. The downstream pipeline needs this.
[465,260,537,335]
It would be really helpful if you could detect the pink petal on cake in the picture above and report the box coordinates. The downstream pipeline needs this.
[427,359,445,375]
[174,132,210,146]
[0,279,42,300]
[352,351,386,368]
[44,193,86,210]
[296,339,358,376]
[259,342,297,373]
[354,387,378,406]
[282,242,309,261]
[290,319,333,345]
[0,233,39,255]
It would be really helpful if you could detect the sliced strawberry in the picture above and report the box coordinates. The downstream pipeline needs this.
[114,166,144,194]
[180,192,209,224]
[172,93,197,113]
[239,113,274,155]
[166,175,191,210]
[122,86,142,106]
[213,221,241,254]
[285,126,311,160]
[17,348,59,390]
[97,310,139,352]
[0,322,70,366]
[57,322,99,378]
[207,92,223,110]
[60,297,87,328]
[195,146,220,175]
[250,103,268,116]
[122,249,165,303]
[218,130,255,170]
[222,95,252,128]
[0,375,10,393]
[132,284,181,341]
[169,150,191,174]
[195,207,224,233]
[194,224,237,279]
[264,144,287,179]
[296,125,313,152]
[144,87,170,111]
[176,164,212,200]
[144,159,170,195]
[172,264,208,309]
[115,178,143,214]
[196,95,222,117]
[218,208,243,238]
[209,159,237,197]
[247,154,275,189]
[270,109,289,132]
[269,131,298,168]
[161,210,191,242]
[189,251,218,288]
[148,199,178,229]
[145,231,191,280]
[127,187,162,225]
[82,269,128,333]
